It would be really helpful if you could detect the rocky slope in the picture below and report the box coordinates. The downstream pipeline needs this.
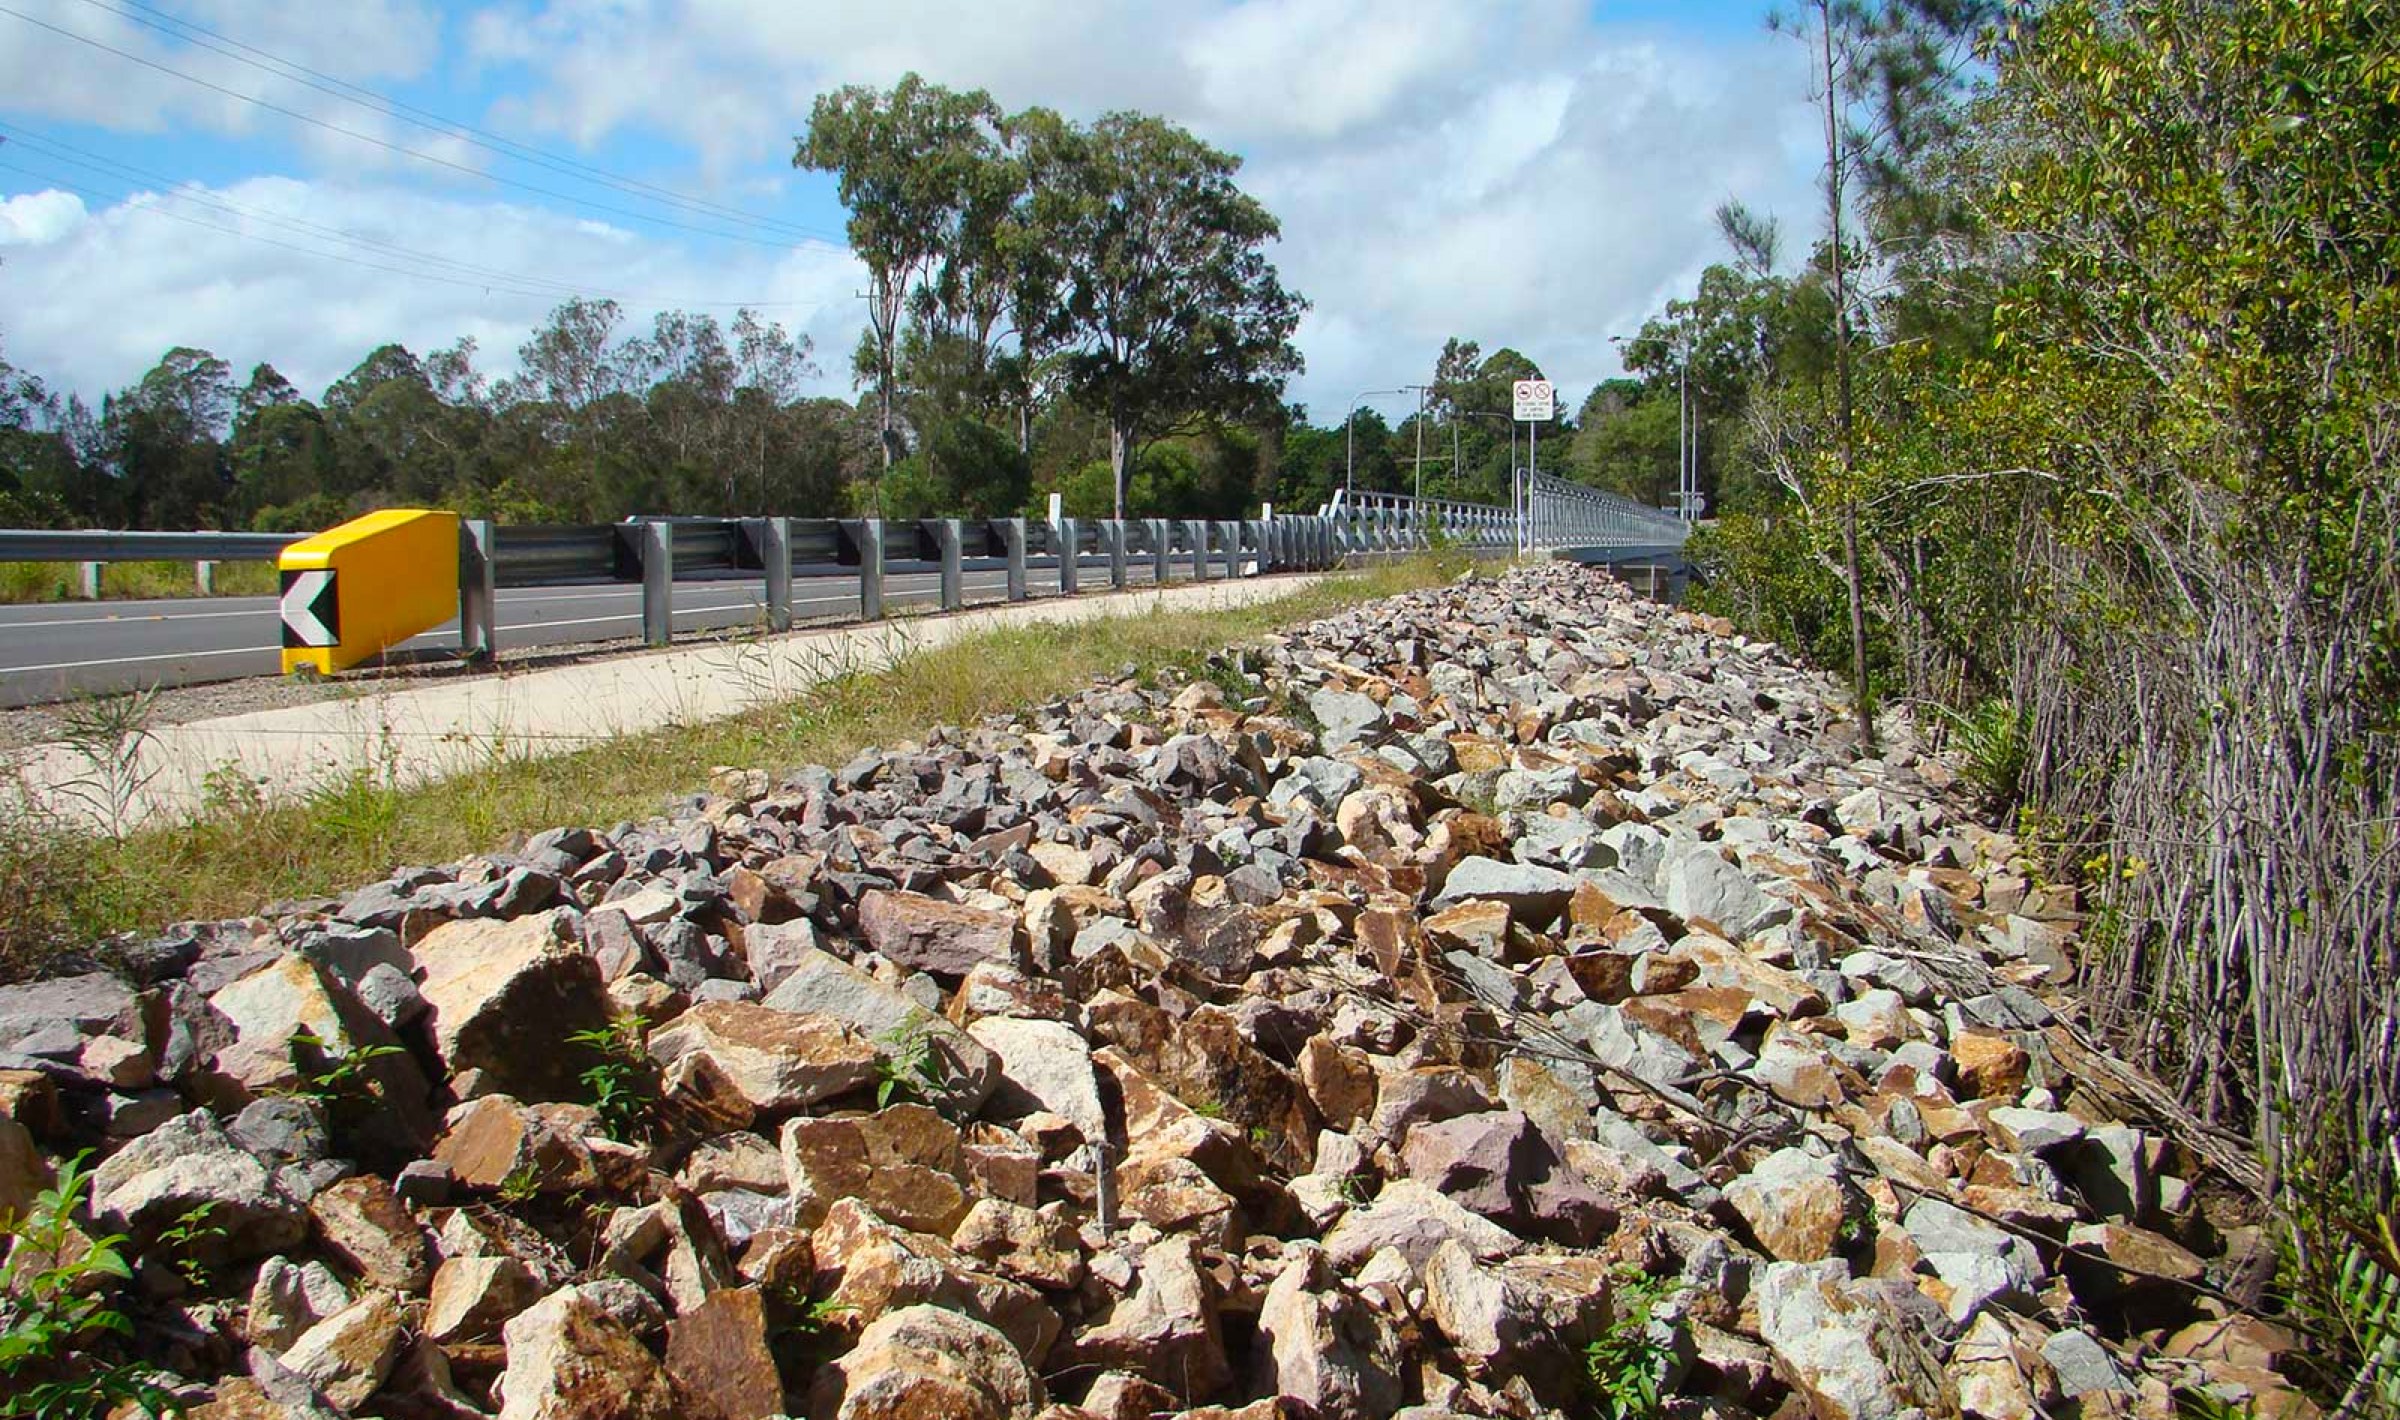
[0,563,2312,1419]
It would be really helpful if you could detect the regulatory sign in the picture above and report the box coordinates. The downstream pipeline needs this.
[1512,379,1554,421]
[280,568,339,648]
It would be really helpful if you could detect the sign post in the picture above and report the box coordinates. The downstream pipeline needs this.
[1512,379,1553,554]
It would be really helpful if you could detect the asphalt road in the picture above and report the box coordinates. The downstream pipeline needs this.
[0,561,1165,707]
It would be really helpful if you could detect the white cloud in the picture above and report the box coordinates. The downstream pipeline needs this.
[0,0,1830,435]
[0,0,446,154]
[0,188,86,244]
[458,0,1825,413]
[0,177,864,402]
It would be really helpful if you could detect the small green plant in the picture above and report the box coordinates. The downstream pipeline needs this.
[495,1165,542,1206]
[566,1015,656,1142]
[1584,1271,1678,1420]
[1933,697,2030,816]
[0,1152,182,1419]
[149,1204,224,1290]
[874,1016,945,1110]
[279,1028,408,1155]
[1186,1094,1228,1121]
[50,687,164,841]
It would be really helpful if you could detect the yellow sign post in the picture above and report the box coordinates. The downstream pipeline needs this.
[277,509,461,677]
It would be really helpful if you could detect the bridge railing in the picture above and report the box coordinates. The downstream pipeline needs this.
[1322,475,1687,555]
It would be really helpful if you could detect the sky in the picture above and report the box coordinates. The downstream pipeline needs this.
[0,0,1825,428]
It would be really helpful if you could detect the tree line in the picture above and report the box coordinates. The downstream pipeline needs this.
[1633,0,2398,1366]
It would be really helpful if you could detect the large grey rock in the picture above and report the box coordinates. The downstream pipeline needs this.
[966,1015,1106,1143]
[1660,837,1789,939]
[1428,857,1579,929]
[92,1109,307,1262]
[0,972,140,1051]
[1308,689,1389,750]
[759,943,997,1114]
[1753,1261,1920,1420]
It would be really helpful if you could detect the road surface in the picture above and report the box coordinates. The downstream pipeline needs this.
[0,561,1164,707]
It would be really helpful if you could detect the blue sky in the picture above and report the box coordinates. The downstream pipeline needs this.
[0,0,1821,422]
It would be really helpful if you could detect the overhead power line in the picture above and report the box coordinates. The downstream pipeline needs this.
[0,142,817,309]
[76,0,849,246]
[0,3,845,254]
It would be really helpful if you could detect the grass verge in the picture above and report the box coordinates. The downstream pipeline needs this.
[0,560,282,604]
[1,552,1471,979]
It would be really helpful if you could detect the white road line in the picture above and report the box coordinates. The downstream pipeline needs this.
[0,605,275,628]
[3,644,280,675]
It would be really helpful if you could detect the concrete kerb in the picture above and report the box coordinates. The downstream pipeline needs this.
[8,571,1332,834]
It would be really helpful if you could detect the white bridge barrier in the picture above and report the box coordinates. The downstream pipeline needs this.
[1308,473,1688,560]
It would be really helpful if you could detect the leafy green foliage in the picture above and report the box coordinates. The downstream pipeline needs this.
[566,1015,657,1143]
[0,1153,181,1419]
[149,1205,224,1292]
[1583,1271,1679,1420]
[1933,698,2029,815]
[874,1016,946,1111]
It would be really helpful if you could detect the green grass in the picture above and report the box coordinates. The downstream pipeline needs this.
[0,552,1468,979]
[0,560,281,604]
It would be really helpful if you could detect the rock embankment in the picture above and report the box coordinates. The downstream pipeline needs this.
[0,563,2308,1419]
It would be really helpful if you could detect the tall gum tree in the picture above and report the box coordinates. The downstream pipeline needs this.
[1018,110,1304,519]
[797,75,1006,488]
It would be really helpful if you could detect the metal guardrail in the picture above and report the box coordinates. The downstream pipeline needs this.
[2,478,1684,665]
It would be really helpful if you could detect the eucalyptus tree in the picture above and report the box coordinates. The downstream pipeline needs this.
[797,75,1008,477]
[1017,110,1305,519]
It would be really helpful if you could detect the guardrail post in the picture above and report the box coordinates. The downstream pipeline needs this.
[78,562,100,599]
[1259,506,1276,571]
[859,518,885,621]
[1107,520,1129,589]
[937,519,963,610]
[195,560,214,595]
[460,519,498,660]
[1184,519,1206,581]
[1150,519,1170,583]
[1220,521,1240,579]
[1001,518,1027,601]
[1057,517,1079,596]
[762,517,792,633]
[641,520,674,647]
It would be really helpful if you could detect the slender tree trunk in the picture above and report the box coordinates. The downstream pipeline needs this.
[1108,415,1130,522]
[1821,2,1877,752]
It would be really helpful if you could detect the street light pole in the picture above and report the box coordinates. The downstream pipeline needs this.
[1344,388,1407,497]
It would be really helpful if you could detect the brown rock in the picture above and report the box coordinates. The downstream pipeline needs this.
[281,1289,405,1412]
[781,1109,970,1235]
[858,889,1021,977]
[496,1286,678,1420]
[665,1286,783,1420]
[0,1117,48,1224]
[308,1174,432,1292]
[432,1096,599,1194]
[646,1001,878,1113]
[1951,1030,2030,1100]
[426,1255,541,1344]
[1725,1147,1857,1263]
[808,1303,1044,1420]
[951,1199,1085,1290]
[1059,1235,1228,1403]
[0,1068,64,1138]
[411,909,613,1101]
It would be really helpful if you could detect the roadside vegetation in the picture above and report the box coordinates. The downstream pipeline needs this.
[1617,2,2397,1404]
[0,551,1466,982]
[0,559,278,604]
